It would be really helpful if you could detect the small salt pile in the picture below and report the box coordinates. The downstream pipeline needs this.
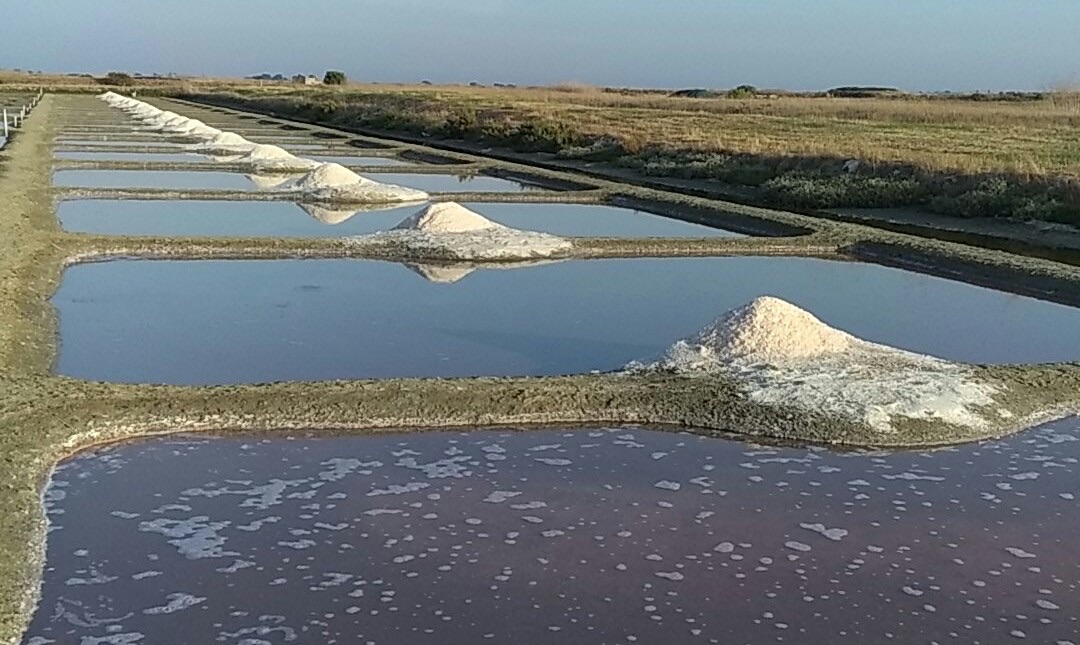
[393,202,505,233]
[193,131,256,153]
[290,163,372,190]
[353,202,572,260]
[144,111,181,125]
[279,163,429,203]
[163,118,220,137]
[227,144,319,170]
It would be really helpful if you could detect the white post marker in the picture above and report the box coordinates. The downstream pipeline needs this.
[3,109,8,138]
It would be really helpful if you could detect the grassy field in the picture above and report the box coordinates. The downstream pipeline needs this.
[180,83,1080,224]
[4,71,1078,222]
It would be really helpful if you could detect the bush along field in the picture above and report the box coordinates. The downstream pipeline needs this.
[180,86,1080,226]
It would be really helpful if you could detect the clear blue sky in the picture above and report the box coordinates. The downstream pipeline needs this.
[3,0,1077,91]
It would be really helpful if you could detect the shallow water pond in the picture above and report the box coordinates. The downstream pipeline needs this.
[52,170,537,193]
[53,170,265,190]
[55,139,187,148]
[25,421,1080,644]
[462,202,744,238]
[56,200,742,238]
[55,151,211,163]
[57,200,421,236]
[52,257,1080,384]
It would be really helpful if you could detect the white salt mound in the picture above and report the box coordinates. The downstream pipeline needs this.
[194,132,256,153]
[634,296,1001,434]
[350,202,571,261]
[291,163,370,190]
[681,296,857,364]
[274,163,427,203]
[237,144,302,162]
[147,111,180,124]
[166,118,210,133]
[394,202,506,234]
[160,116,192,129]
[205,132,252,147]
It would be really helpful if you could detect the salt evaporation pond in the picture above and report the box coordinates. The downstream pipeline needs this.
[52,257,1080,385]
[56,200,743,238]
[52,170,541,193]
[25,421,1080,644]
[54,139,187,148]
[53,170,265,191]
[462,202,743,238]
[55,139,334,153]
[55,151,211,163]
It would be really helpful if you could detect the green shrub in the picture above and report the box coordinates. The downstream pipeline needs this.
[442,107,479,136]
[763,174,928,208]
[510,119,584,152]
[726,85,758,99]
[928,178,1079,223]
[102,72,134,87]
[323,70,347,85]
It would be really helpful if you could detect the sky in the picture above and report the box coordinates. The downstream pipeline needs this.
[3,0,1078,91]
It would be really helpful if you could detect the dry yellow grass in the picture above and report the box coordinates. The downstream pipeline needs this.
[315,83,1080,179]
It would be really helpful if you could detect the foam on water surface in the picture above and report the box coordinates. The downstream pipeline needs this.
[25,420,1080,644]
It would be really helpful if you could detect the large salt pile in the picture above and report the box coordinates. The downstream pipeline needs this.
[669,296,858,365]
[162,118,221,139]
[631,296,1001,434]
[278,163,429,204]
[353,202,573,260]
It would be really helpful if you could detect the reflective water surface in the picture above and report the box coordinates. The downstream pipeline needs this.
[56,200,742,239]
[52,170,543,193]
[53,170,260,190]
[25,421,1080,644]
[55,151,212,163]
[52,258,1080,384]
[462,202,743,238]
